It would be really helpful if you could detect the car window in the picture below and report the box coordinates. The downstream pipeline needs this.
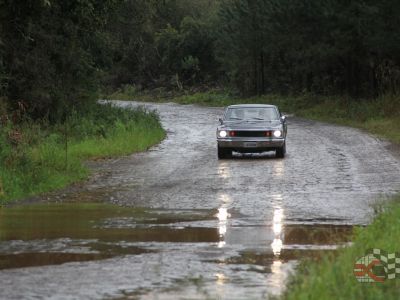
[225,107,279,121]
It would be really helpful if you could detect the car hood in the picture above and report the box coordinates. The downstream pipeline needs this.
[219,120,282,130]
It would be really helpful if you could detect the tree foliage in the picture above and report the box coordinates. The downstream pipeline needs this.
[104,0,220,90]
[1,0,399,119]
[0,0,119,119]
[216,0,400,96]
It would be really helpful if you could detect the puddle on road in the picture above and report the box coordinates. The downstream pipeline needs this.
[0,252,113,270]
[0,202,355,298]
[0,203,218,269]
[281,224,353,245]
[0,203,217,242]
[208,224,353,274]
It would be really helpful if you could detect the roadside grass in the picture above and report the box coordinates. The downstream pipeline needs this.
[282,197,400,300]
[0,104,165,204]
[288,95,400,145]
[107,84,141,101]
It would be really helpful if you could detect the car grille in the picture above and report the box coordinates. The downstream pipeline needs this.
[233,131,271,137]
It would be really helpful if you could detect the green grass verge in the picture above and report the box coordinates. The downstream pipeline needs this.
[0,104,165,204]
[283,198,400,300]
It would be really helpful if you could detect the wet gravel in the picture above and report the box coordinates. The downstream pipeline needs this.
[0,101,399,300]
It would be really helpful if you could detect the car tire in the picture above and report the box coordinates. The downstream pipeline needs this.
[276,142,286,158]
[218,147,232,159]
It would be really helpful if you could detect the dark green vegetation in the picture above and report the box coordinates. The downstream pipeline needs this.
[0,0,221,118]
[106,0,400,97]
[0,1,118,119]
[283,197,400,300]
[2,0,400,114]
[216,0,400,97]
[0,104,165,203]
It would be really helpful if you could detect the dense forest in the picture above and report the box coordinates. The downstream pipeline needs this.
[1,0,400,119]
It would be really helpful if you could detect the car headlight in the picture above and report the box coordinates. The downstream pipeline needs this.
[273,130,282,138]
[218,130,227,138]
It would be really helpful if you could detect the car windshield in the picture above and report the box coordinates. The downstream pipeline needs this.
[225,107,279,121]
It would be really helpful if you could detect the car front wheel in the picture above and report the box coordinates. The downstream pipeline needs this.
[275,142,286,158]
[218,147,232,159]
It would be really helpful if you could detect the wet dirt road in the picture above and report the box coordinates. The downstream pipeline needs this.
[1,101,400,299]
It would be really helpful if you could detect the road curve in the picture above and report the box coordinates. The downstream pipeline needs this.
[90,101,400,224]
[0,101,399,300]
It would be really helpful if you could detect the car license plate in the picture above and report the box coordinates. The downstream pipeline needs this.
[244,142,257,148]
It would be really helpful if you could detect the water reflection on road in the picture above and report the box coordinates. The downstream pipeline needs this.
[0,201,355,299]
[217,193,231,248]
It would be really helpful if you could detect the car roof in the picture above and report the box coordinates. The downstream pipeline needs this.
[226,104,277,109]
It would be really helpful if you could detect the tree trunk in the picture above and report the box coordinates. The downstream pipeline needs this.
[260,52,265,94]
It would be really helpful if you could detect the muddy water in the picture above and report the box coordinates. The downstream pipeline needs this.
[0,203,352,299]
[0,101,400,299]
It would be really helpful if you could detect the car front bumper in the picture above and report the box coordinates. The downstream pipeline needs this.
[217,138,285,152]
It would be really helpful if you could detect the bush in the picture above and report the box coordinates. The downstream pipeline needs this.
[0,103,165,203]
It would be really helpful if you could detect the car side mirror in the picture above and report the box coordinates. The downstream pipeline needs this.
[280,115,286,123]
[219,118,223,125]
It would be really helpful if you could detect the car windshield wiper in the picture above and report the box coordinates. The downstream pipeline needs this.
[250,118,279,122]
[228,117,243,120]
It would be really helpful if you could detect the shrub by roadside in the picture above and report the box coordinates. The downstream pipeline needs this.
[0,103,165,204]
